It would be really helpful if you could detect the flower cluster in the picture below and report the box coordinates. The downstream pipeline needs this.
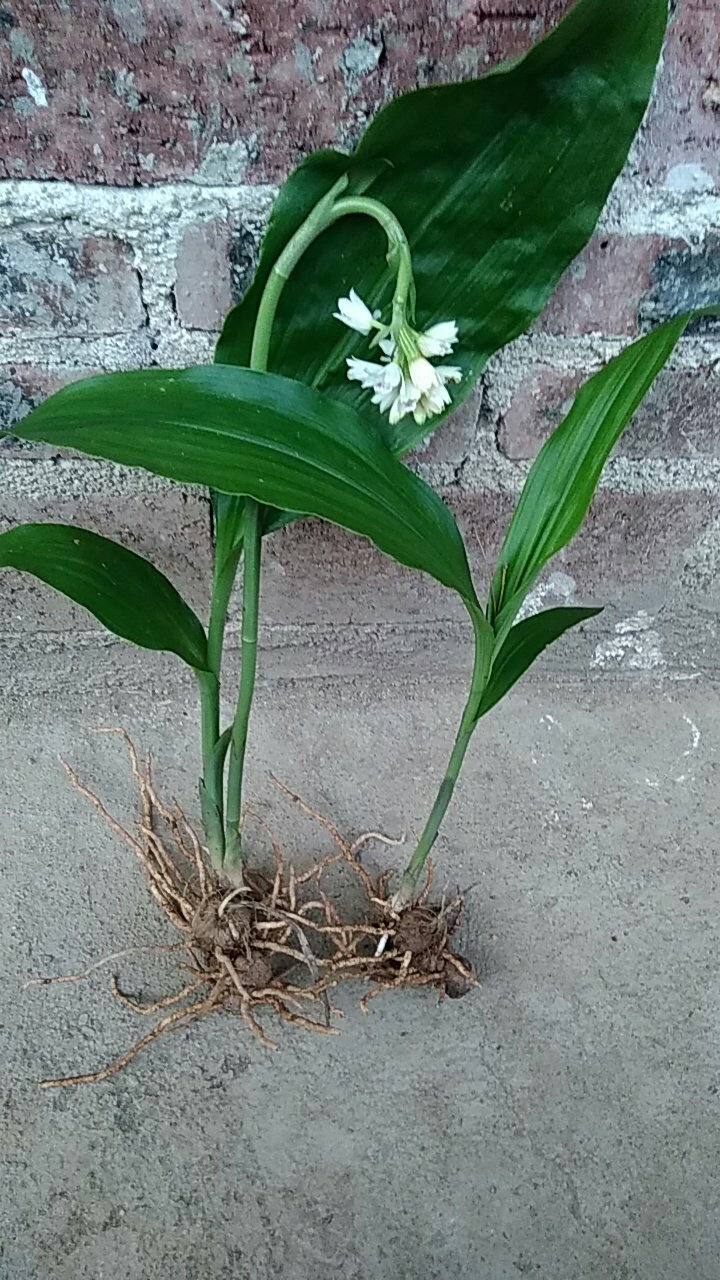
[334,289,462,427]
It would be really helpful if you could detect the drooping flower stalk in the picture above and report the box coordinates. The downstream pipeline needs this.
[220,178,465,875]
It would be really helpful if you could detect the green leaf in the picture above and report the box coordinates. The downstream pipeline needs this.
[216,0,668,456]
[476,606,602,720]
[488,315,691,640]
[0,523,209,670]
[12,366,479,609]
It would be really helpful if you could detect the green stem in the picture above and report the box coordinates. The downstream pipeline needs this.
[221,179,417,876]
[392,608,493,911]
[207,547,241,681]
[250,190,415,372]
[197,537,244,863]
[197,667,225,868]
[223,498,262,872]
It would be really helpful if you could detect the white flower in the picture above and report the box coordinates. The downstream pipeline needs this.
[417,320,458,358]
[408,355,437,395]
[333,288,377,335]
[339,289,461,426]
[374,366,406,414]
[388,376,421,425]
[346,357,401,409]
[347,356,418,422]
[346,356,387,390]
[347,357,401,400]
[413,366,462,425]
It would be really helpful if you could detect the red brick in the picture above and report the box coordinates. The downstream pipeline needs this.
[496,365,583,460]
[623,366,720,459]
[0,1,572,185]
[555,489,717,592]
[496,361,720,461]
[536,236,685,338]
[1,2,711,192]
[174,221,235,331]
[0,233,145,335]
[455,488,717,594]
[638,0,720,188]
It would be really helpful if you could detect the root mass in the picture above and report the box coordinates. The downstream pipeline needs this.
[30,731,476,1088]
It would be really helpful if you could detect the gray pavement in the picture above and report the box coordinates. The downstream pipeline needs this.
[2,638,719,1279]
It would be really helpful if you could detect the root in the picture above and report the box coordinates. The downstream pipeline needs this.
[110,974,208,1015]
[39,995,220,1089]
[29,733,476,1087]
[24,943,184,988]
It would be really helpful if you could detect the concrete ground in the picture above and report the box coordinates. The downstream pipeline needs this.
[1,632,719,1279]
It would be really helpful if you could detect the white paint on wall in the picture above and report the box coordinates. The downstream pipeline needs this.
[664,164,716,196]
[519,571,578,619]
[591,611,666,672]
[20,68,48,108]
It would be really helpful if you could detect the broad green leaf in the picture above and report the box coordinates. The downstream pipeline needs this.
[216,0,668,456]
[476,606,601,721]
[488,315,691,640]
[11,366,479,609]
[0,523,209,670]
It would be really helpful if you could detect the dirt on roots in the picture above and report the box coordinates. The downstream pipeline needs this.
[28,730,477,1088]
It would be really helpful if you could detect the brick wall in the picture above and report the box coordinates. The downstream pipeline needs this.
[1,0,719,658]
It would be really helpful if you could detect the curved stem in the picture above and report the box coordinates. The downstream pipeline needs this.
[391,607,494,912]
[221,180,418,876]
[250,191,415,372]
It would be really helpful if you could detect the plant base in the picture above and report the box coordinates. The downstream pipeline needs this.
[29,731,476,1088]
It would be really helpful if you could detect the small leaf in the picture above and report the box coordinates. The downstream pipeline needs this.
[488,315,691,639]
[210,495,294,562]
[0,523,209,670]
[12,365,479,609]
[476,606,602,721]
[211,492,245,570]
[216,0,668,456]
[213,726,233,770]
[263,508,298,537]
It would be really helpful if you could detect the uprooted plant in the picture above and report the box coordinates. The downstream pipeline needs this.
[3,0,706,1083]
